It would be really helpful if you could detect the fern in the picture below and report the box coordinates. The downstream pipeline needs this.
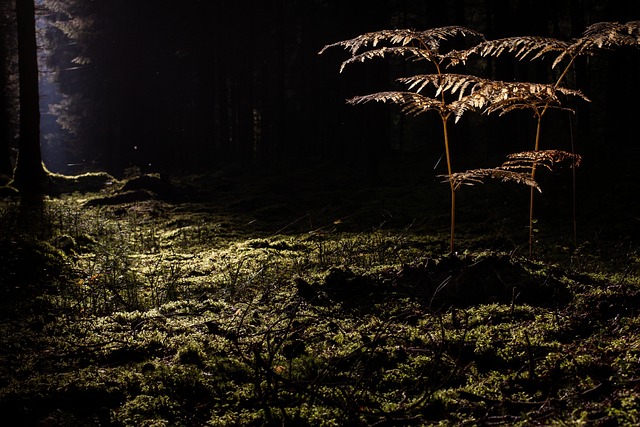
[347,91,445,117]
[483,83,589,117]
[454,21,640,80]
[450,36,571,66]
[319,26,484,74]
[446,149,581,200]
[502,150,582,171]
[319,22,636,255]
[394,74,588,121]
[398,73,485,97]
[448,30,599,257]
[453,22,640,70]
[446,168,541,192]
[555,21,640,66]
[321,27,486,253]
[319,26,483,56]
[337,46,435,73]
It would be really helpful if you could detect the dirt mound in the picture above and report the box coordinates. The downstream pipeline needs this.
[302,253,572,310]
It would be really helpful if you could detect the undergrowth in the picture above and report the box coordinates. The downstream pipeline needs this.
[0,172,638,426]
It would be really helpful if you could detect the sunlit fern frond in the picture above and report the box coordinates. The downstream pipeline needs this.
[558,21,640,65]
[554,86,590,101]
[449,92,494,122]
[348,88,487,121]
[580,21,640,48]
[444,168,541,192]
[502,149,582,171]
[338,46,435,73]
[398,73,488,97]
[318,29,432,56]
[485,95,572,116]
[396,76,588,120]
[621,20,640,39]
[318,26,483,57]
[481,82,589,116]
[347,91,445,117]
[399,74,494,121]
[450,36,571,66]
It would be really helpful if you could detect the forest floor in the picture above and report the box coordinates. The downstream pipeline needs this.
[0,154,639,426]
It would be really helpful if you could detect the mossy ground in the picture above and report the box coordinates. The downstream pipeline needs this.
[0,157,639,426]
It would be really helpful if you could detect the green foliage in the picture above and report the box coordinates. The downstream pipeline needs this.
[0,165,638,426]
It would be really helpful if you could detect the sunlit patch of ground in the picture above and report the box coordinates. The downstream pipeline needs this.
[0,161,639,426]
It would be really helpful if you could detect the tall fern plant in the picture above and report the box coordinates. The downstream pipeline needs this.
[321,28,566,253]
[454,21,640,256]
[320,22,639,256]
[319,27,488,253]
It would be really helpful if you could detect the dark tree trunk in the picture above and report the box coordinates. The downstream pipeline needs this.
[0,56,14,183]
[0,105,13,183]
[12,0,46,194]
[0,1,16,183]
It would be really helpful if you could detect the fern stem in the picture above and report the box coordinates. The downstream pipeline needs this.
[450,189,456,254]
[528,56,577,258]
[569,113,578,249]
[558,58,579,249]
[553,56,576,89]
[442,114,455,253]
[529,116,543,258]
[528,185,536,258]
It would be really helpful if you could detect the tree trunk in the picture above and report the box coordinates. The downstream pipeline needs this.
[12,0,46,194]
[0,62,15,183]
[0,1,16,183]
[0,108,13,184]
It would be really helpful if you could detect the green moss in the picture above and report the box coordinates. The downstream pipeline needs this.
[0,171,639,426]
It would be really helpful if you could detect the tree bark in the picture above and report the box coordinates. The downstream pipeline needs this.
[12,0,46,194]
[0,1,16,182]
[0,61,15,183]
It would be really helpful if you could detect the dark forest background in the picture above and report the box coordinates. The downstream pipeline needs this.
[1,0,640,181]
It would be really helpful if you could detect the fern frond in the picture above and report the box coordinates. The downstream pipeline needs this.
[444,168,541,191]
[347,91,446,117]
[481,82,589,115]
[338,46,435,73]
[398,73,487,97]
[400,74,493,121]
[319,26,483,56]
[557,21,640,65]
[485,96,569,116]
[623,20,640,40]
[449,93,493,122]
[441,151,580,191]
[502,150,582,170]
[348,89,489,121]
[581,21,640,48]
[396,75,588,120]
[451,36,570,65]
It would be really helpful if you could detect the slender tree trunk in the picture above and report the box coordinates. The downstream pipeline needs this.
[12,0,47,194]
[0,117,13,184]
[0,68,14,183]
